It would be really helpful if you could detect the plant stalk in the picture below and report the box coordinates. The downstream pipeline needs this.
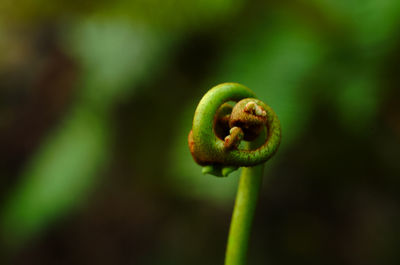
[224,163,264,265]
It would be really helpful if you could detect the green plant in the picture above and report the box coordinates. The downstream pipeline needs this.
[188,83,281,265]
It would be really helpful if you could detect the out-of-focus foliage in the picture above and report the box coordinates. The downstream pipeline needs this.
[2,107,109,243]
[311,0,400,47]
[0,0,243,31]
[68,20,170,107]
[1,0,400,264]
[1,19,170,244]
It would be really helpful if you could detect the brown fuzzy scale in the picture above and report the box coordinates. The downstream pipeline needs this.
[229,99,267,141]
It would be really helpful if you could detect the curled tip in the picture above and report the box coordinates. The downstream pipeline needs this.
[222,166,238,177]
[189,83,281,170]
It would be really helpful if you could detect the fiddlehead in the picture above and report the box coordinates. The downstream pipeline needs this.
[188,82,281,176]
[188,82,281,265]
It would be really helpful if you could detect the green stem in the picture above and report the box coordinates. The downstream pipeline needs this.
[225,164,264,265]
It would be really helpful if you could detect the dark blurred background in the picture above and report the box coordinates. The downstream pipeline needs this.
[1,0,400,264]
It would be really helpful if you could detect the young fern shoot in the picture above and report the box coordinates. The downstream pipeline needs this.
[188,83,281,265]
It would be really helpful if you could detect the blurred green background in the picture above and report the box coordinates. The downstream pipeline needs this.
[1,0,400,264]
